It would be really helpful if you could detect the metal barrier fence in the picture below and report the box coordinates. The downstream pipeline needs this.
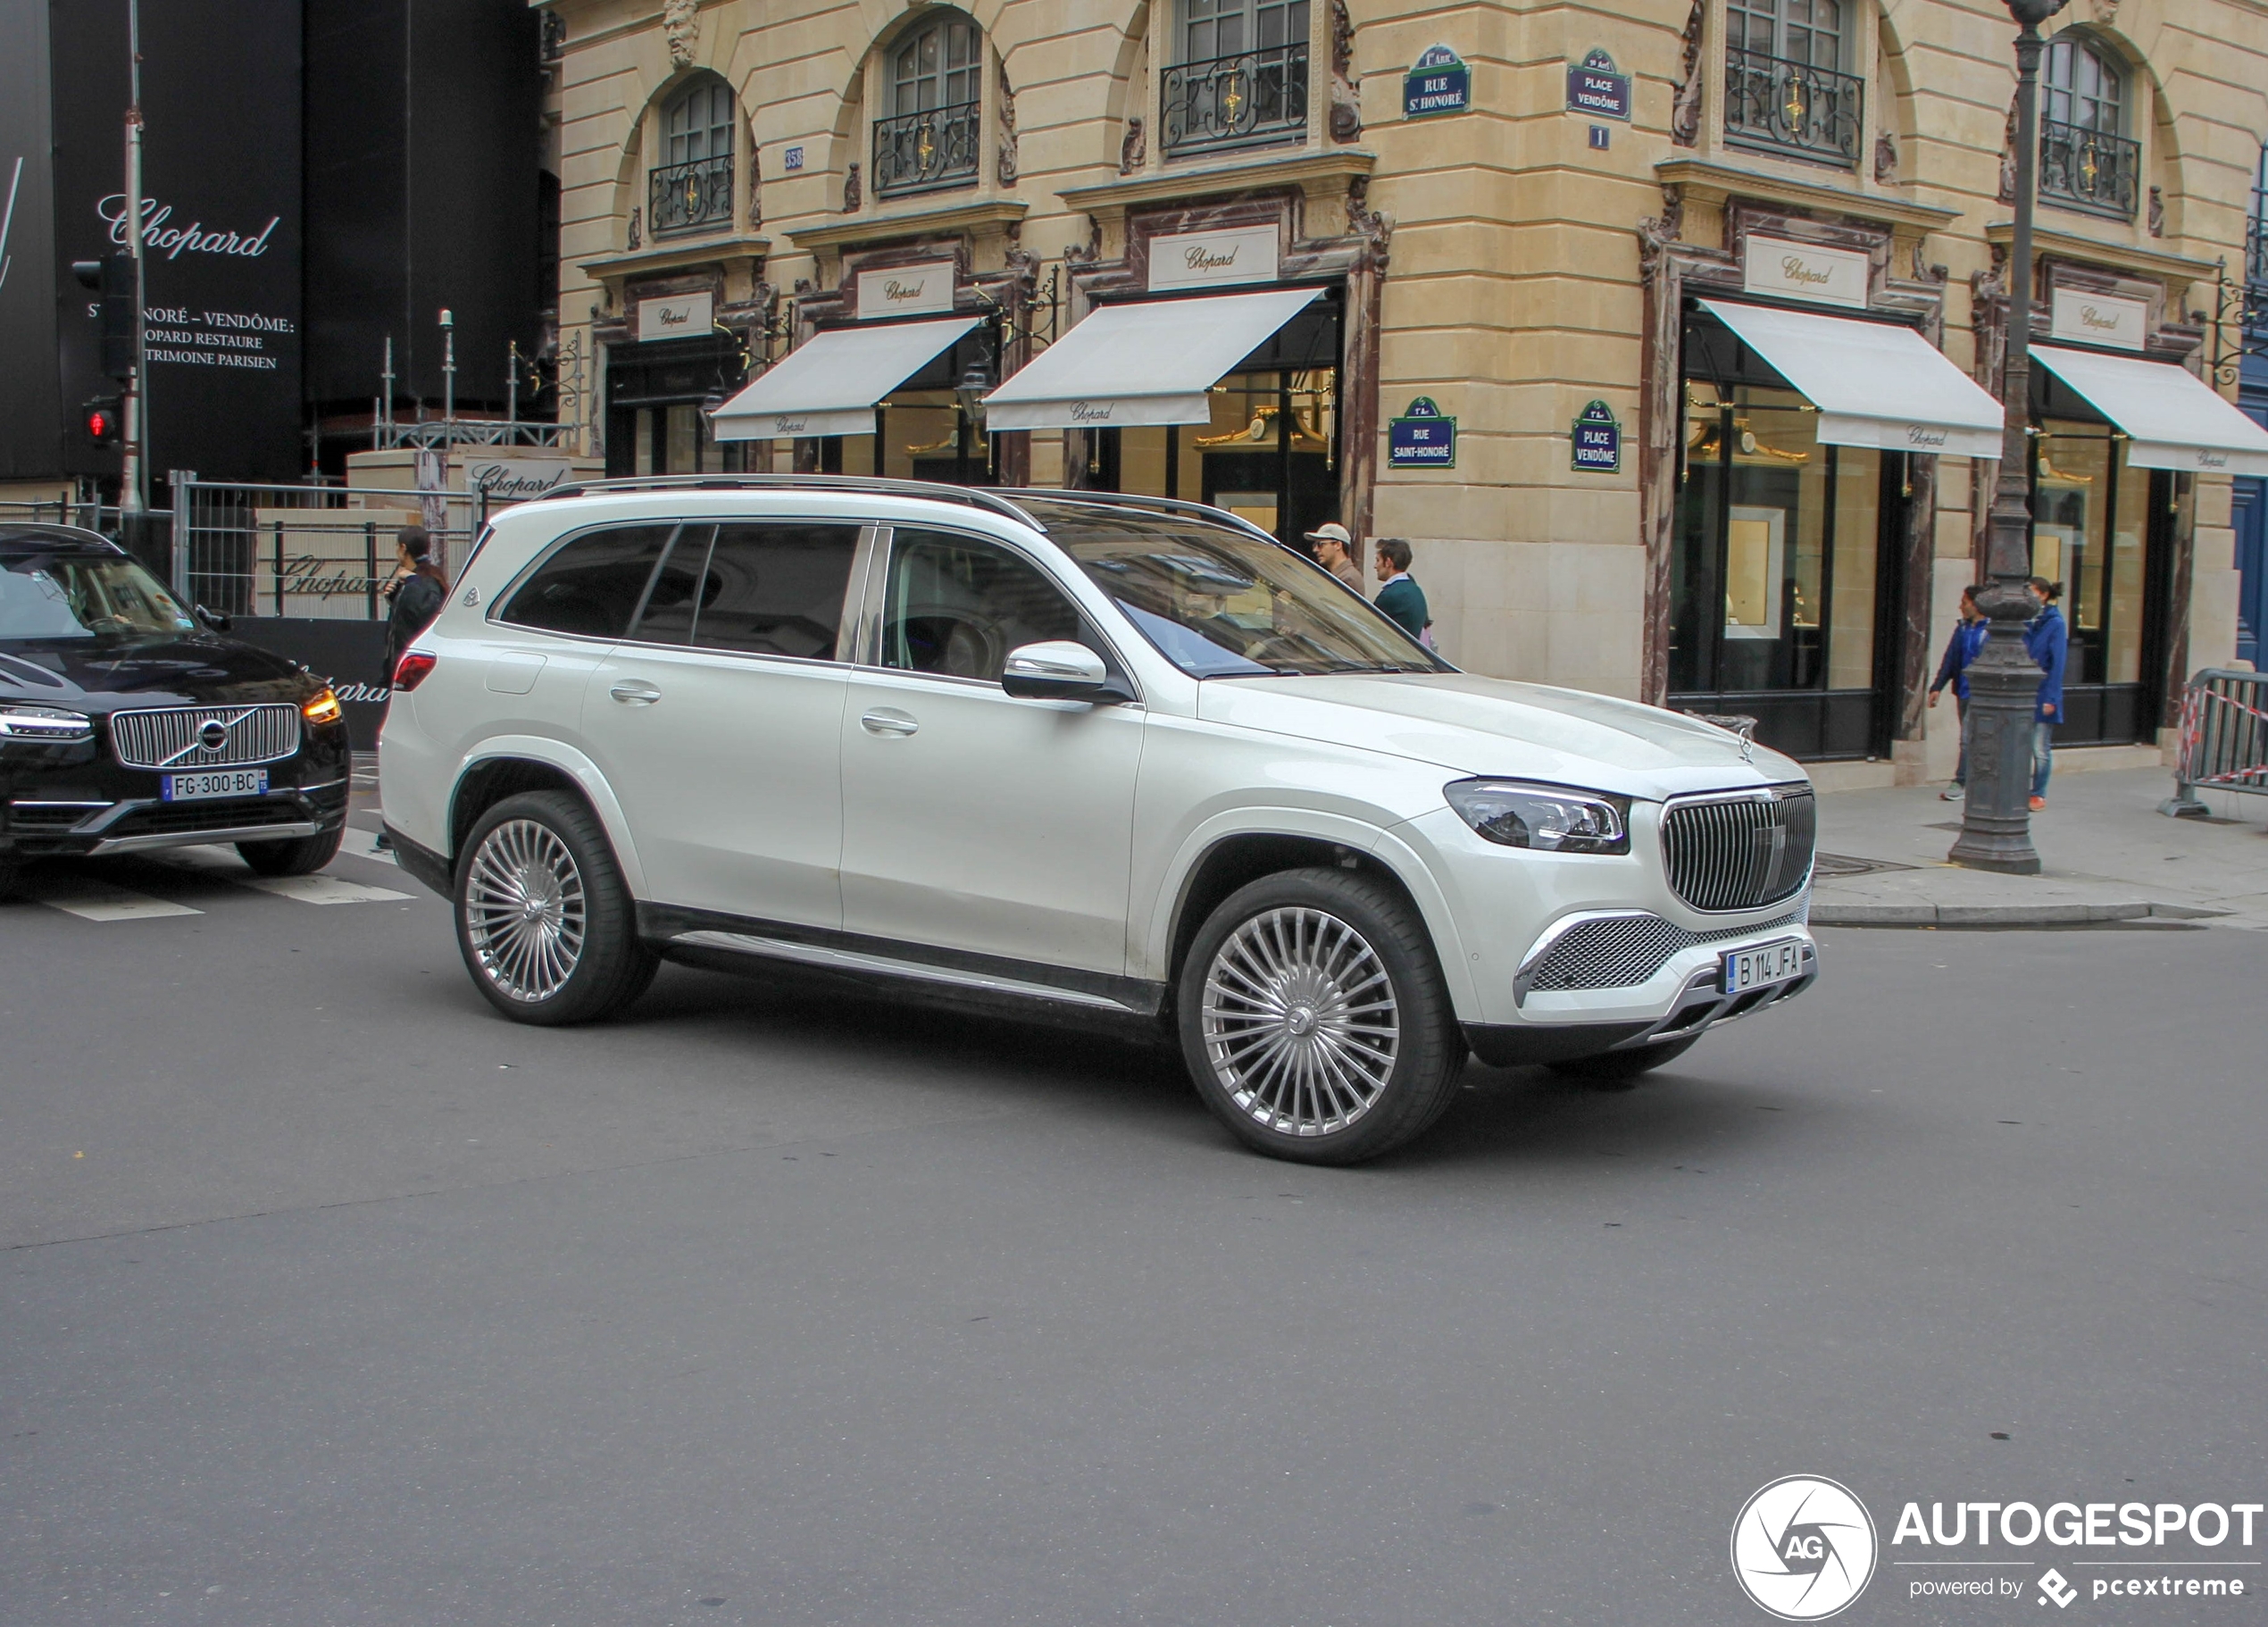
[2164,668,2268,816]
[169,477,486,621]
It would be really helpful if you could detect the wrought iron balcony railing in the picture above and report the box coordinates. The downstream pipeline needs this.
[872,101,981,196]
[1162,43,1309,158]
[2039,118,2140,220]
[1722,48,1863,169]
[2249,218,2268,292]
[648,154,734,237]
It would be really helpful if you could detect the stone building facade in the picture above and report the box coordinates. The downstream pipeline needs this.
[540,0,2268,778]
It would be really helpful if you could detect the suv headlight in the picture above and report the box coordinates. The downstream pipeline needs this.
[0,704,95,743]
[1444,779,1631,855]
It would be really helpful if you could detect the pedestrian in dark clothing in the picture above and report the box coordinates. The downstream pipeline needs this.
[382,526,447,687]
[1928,586,1987,799]
[2023,576,2068,811]
[1372,537,1430,646]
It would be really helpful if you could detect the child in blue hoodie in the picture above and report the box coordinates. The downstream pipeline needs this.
[2023,578,2068,811]
[1927,586,1987,799]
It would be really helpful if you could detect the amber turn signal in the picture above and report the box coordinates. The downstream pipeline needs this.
[301,687,344,725]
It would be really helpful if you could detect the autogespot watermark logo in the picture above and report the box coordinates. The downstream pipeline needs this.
[1732,1476,1880,1620]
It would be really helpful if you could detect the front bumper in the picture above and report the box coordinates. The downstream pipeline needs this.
[2,723,352,860]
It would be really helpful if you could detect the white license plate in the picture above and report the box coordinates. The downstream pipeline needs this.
[161,768,270,801]
[1722,938,1805,995]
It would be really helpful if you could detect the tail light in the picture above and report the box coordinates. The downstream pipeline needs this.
[301,686,344,725]
[392,650,438,692]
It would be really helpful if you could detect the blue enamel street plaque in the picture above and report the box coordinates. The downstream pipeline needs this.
[1565,48,1630,121]
[1389,397,1456,469]
[1572,399,1622,473]
[1404,46,1470,120]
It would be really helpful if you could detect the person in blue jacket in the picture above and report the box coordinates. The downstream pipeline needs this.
[2023,577,2068,811]
[1927,585,1986,800]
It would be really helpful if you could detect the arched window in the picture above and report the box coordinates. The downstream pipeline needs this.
[1722,0,1861,168]
[2043,36,2122,133]
[2039,36,2136,219]
[652,75,737,235]
[874,13,982,195]
[1163,0,1310,155]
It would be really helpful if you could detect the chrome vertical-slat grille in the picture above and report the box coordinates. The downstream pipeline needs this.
[108,704,302,770]
[1661,787,1815,913]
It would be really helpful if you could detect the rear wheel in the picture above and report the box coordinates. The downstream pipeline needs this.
[0,859,19,899]
[237,823,346,877]
[1178,867,1465,1164]
[454,790,656,1024]
[1547,1033,1701,1089]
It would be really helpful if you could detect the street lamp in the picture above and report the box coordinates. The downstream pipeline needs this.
[1949,0,2072,875]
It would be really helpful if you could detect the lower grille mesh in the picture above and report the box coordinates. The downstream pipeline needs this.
[1526,908,1806,993]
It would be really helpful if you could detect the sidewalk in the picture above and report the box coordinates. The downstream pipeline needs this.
[1809,764,2268,930]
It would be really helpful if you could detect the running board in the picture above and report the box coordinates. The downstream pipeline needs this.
[671,930,1144,1014]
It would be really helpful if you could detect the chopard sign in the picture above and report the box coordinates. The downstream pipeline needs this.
[1067,401,1114,423]
[100,195,279,260]
[855,261,955,318]
[1741,235,1868,308]
[1905,424,1950,449]
[1147,225,1280,291]
[2049,288,2147,350]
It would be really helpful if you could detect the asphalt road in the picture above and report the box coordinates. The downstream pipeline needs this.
[3,817,2263,1626]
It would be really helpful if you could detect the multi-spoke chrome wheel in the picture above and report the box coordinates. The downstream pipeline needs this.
[463,818,588,1004]
[1200,905,1401,1138]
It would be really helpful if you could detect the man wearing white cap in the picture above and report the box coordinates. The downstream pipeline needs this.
[1305,522,1363,596]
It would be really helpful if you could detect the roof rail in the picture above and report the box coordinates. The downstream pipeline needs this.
[532,472,1047,532]
[994,488,1284,547]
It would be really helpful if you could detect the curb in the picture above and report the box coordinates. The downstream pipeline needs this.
[1812,899,2229,928]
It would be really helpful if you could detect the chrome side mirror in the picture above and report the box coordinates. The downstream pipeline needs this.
[1001,640,1124,702]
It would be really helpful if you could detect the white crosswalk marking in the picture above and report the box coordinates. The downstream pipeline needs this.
[237,873,411,905]
[25,876,204,922]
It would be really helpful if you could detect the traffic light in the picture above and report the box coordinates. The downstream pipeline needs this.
[82,396,123,447]
[70,254,138,380]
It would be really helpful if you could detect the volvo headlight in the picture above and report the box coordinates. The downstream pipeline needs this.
[0,704,95,743]
[1444,780,1631,854]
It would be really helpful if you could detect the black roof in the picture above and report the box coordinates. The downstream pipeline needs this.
[0,523,124,557]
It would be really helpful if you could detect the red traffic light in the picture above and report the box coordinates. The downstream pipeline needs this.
[82,396,123,446]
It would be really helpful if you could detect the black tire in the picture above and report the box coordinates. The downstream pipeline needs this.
[0,860,19,900]
[1547,1032,1702,1088]
[454,789,657,1025]
[237,822,346,877]
[1177,866,1466,1165]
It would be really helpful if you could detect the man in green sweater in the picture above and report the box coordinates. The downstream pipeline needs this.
[1372,537,1430,647]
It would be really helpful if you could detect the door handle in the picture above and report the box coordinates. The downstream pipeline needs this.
[610,680,663,705]
[860,708,918,738]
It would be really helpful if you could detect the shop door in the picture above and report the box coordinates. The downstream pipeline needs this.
[2233,478,2264,669]
[2028,423,2165,745]
[1667,382,1909,760]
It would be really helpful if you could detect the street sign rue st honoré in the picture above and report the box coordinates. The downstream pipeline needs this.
[1389,397,1457,469]
[1404,46,1470,120]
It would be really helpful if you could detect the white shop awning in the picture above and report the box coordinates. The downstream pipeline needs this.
[2031,345,2268,478]
[980,287,1323,433]
[709,315,979,441]
[1699,297,2008,461]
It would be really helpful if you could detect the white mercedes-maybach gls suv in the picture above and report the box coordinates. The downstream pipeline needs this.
[379,478,1817,1164]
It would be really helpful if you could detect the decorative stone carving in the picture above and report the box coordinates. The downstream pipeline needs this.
[1874,128,1898,185]
[2089,0,2120,21]
[1119,115,1146,175]
[663,0,699,69]
[842,161,861,214]
[1327,0,1362,144]
[1997,99,2018,205]
[1636,185,1685,279]
[1346,175,1392,271]
[1063,214,1102,267]
[1669,0,1705,148]
[997,63,1020,186]
[1003,219,1038,280]
[626,206,642,251]
[2148,185,2164,238]
[747,143,762,230]
[793,277,814,297]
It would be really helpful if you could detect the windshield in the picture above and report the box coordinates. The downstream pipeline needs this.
[0,550,197,641]
[1026,503,1448,678]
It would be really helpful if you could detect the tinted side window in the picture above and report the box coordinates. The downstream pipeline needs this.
[628,525,715,645]
[690,523,861,657]
[498,525,674,638]
[880,530,1083,682]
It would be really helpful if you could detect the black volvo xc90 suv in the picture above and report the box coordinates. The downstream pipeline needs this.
[0,522,352,894]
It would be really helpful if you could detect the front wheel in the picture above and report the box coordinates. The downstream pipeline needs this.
[237,823,346,877]
[454,790,656,1024]
[1178,867,1465,1164]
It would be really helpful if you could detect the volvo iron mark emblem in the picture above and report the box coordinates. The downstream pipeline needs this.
[197,718,230,751]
